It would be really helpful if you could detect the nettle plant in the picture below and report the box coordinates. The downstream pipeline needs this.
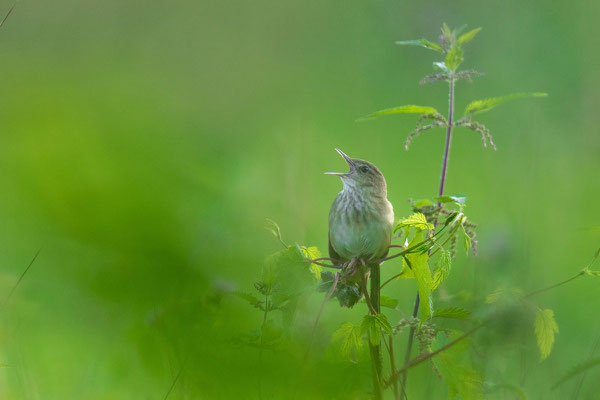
[234,24,600,399]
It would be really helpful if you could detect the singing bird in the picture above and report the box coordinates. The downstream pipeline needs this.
[326,149,395,289]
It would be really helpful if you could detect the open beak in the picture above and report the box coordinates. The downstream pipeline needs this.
[324,148,354,176]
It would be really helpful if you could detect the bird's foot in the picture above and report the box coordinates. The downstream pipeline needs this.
[341,257,368,277]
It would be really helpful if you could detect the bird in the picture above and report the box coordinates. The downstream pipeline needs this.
[325,148,395,307]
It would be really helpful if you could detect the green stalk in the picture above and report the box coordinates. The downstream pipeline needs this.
[400,72,456,396]
[369,263,384,399]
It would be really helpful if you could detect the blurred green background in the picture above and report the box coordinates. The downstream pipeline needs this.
[0,0,599,398]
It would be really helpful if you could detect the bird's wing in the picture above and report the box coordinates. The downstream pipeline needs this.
[328,230,343,263]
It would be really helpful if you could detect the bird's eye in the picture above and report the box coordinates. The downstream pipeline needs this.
[359,166,369,173]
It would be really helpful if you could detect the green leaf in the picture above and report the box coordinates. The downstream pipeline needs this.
[441,23,453,43]
[583,248,600,276]
[462,225,472,255]
[444,211,460,227]
[361,314,393,346]
[414,199,434,208]
[261,320,283,347]
[485,287,523,304]
[300,246,322,281]
[436,195,467,205]
[395,212,434,233]
[233,292,263,309]
[361,295,399,309]
[357,105,439,121]
[433,62,451,73]
[585,269,600,276]
[457,27,482,44]
[396,38,444,52]
[445,45,464,71]
[434,331,484,399]
[464,92,548,116]
[433,307,471,320]
[331,322,363,360]
[405,231,433,319]
[432,250,452,290]
[534,308,559,361]
[485,383,527,400]
[552,357,600,389]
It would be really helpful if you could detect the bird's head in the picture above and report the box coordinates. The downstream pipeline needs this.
[325,148,387,194]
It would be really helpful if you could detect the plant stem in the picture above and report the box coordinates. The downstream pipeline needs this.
[388,336,400,400]
[438,75,455,199]
[303,272,340,362]
[258,294,269,399]
[387,321,486,389]
[400,73,455,396]
[523,270,584,299]
[369,263,384,399]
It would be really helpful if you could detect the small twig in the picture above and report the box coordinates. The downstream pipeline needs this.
[380,273,404,290]
[303,272,340,362]
[386,322,486,389]
[361,273,377,315]
[0,4,15,29]
[523,271,585,299]
[163,358,187,400]
[306,258,342,270]
[4,248,42,307]
[388,336,400,399]
[573,331,600,399]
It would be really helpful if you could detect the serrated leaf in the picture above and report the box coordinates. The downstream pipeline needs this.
[445,45,464,71]
[300,246,322,281]
[433,307,472,320]
[535,309,558,361]
[405,231,433,319]
[432,250,452,290]
[361,314,393,346]
[464,92,548,116]
[357,105,439,121]
[331,322,363,360]
[457,27,482,44]
[395,212,434,233]
[233,291,263,309]
[551,357,600,389]
[396,38,443,52]
[363,295,399,309]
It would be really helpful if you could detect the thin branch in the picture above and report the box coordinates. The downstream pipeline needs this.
[400,73,456,396]
[303,272,340,362]
[380,273,403,290]
[0,4,15,29]
[386,322,486,389]
[4,248,42,306]
[163,358,186,400]
[388,336,400,399]
[523,271,585,299]
[361,273,377,315]
[306,258,342,270]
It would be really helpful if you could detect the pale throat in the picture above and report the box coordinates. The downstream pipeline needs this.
[340,177,387,199]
